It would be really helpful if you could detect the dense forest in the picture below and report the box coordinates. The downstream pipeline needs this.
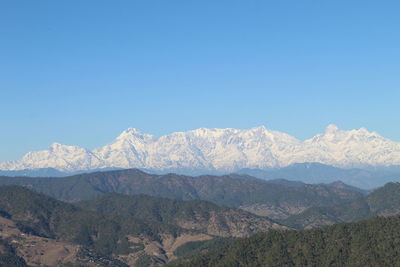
[173,215,400,267]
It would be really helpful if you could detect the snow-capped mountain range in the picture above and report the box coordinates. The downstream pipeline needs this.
[1,125,400,172]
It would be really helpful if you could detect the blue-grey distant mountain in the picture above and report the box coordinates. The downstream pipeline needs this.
[2,162,398,189]
[0,168,67,177]
[0,167,123,177]
[237,162,400,189]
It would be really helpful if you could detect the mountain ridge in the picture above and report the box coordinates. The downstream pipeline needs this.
[2,125,400,172]
[0,168,366,220]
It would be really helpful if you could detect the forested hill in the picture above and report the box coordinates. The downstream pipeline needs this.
[0,185,284,266]
[77,193,286,238]
[173,214,400,267]
[282,182,400,229]
[0,168,365,219]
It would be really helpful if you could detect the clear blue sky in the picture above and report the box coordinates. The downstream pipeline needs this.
[1,1,399,161]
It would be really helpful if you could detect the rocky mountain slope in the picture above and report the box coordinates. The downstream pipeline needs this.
[2,125,400,172]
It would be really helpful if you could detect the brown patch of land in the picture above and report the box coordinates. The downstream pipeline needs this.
[0,216,79,266]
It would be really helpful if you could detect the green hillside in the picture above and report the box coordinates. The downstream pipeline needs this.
[282,182,400,229]
[174,215,400,267]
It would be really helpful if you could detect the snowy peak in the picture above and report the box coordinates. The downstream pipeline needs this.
[49,142,83,153]
[50,142,64,149]
[350,127,381,138]
[1,125,400,172]
[116,128,155,143]
[3,142,102,171]
[249,125,269,133]
[308,125,379,144]
[325,124,340,133]
[315,126,381,143]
